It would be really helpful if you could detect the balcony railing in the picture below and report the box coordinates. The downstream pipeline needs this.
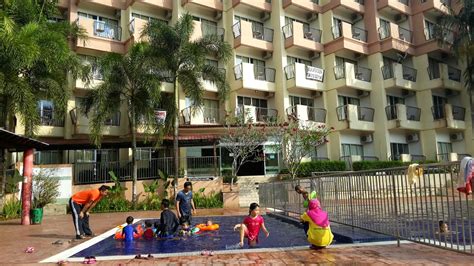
[286,106,327,123]
[427,64,441,80]
[390,154,426,162]
[385,105,421,121]
[381,65,393,79]
[253,25,274,42]
[256,107,278,122]
[284,64,296,80]
[304,27,322,43]
[232,21,241,38]
[334,64,345,80]
[201,22,225,40]
[448,66,461,82]
[332,24,342,39]
[254,65,276,82]
[181,106,220,124]
[355,66,372,82]
[352,26,368,42]
[425,26,454,44]
[336,105,348,120]
[402,65,417,82]
[358,106,375,121]
[432,105,445,120]
[104,112,121,126]
[93,21,121,41]
[39,110,65,127]
[398,26,413,43]
[452,105,465,121]
[378,25,390,40]
[398,0,409,5]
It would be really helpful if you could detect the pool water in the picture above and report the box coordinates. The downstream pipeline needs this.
[72,215,311,257]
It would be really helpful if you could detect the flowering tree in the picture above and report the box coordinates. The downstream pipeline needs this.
[220,115,268,189]
[272,121,333,179]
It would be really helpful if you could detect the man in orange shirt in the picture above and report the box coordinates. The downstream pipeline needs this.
[70,185,110,239]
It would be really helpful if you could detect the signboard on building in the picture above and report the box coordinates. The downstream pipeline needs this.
[306,66,324,82]
[154,110,167,125]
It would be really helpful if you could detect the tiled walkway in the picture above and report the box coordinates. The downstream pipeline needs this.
[1,209,473,265]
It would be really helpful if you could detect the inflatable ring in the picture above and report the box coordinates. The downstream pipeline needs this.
[114,224,144,239]
[196,224,220,231]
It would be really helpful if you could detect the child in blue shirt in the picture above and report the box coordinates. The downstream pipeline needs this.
[122,216,137,241]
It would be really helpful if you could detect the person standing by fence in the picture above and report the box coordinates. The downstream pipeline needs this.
[70,185,110,239]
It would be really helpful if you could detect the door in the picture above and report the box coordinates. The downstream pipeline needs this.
[432,95,447,119]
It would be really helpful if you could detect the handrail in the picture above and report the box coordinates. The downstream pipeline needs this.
[402,65,417,82]
[303,27,322,43]
[232,21,241,38]
[448,66,461,82]
[357,106,374,121]
[398,26,413,43]
[351,26,368,42]
[354,65,372,82]
[452,105,465,121]
[431,104,445,120]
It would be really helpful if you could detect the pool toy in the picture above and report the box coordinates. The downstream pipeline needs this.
[191,227,200,234]
[114,224,144,239]
[25,246,34,253]
[196,223,219,231]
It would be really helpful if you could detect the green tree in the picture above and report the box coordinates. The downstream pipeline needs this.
[0,0,86,136]
[144,13,232,192]
[81,42,162,206]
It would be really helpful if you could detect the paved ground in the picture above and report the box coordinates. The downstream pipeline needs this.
[1,209,473,265]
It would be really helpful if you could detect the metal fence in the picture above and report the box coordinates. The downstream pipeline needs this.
[74,156,220,185]
[259,162,474,254]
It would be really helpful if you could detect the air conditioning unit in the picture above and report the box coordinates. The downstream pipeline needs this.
[361,134,373,144]
[406,133,419,143]
[261,11,271,22]
[357,90,370,97]
[354,52,362,59]
[351,13,363,23]
[309,51,320,60]
[394,14,408,23]
[450,132,464,142]
[214,11,222,20]
[307,12,318,22]
[262,51,272,60]
[95,22,105,32]
[311,91,322,98]
[165,10,172,20]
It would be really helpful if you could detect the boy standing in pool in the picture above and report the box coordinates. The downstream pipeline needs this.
[234,203,269,248]
[158,199,179,237]
[122,216,138,242]
[176,181,196,225]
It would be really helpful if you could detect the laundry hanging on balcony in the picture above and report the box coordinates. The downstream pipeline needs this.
[457,157,473,195]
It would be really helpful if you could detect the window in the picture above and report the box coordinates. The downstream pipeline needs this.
[437,142,453,161]
[425,20,436,40]
[428,58,440,79]
[290,96,314,107]
[78,12,120,40]
[34,150,63,165]
[136,148,153,160]
[338,96,360,106]
[131,13,167,24]
[387,95,405,105]
[333,18,342,38]
[237,96,267,108]
[235,16,264,39]
[38,100,56,126]
[74,149,119,163]
[285,16,310,31]
[432,95,447,119]
[390,143,409,160]
[379,19,390,39]
[341,144,364,157]
[203,59,218,80]
[236,55,266,80]
[79,55,102,80]
[287,56,312,67]
[74,150,97,162]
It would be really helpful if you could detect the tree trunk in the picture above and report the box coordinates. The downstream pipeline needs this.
[131,108,138,208]
[173,78,179,197]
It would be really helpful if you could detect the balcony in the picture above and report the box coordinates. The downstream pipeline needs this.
[232,0,272,12]
[75,68,104,89]
[191,20,225,41]
[133,0,173,10]
[332,62,372,91]
[181,106,221,125]
[232,63,275,92]
[377,0,411,15]
[385,104,422,130]
[426,63,462,90]
[236,105,278,123]
[36,110,65,137]
[431,104,466,129]
[181,0,223,11]
[282,21,323,52]
[378,23,415,54]
[282,0,321,13]
[76,17,125,54]
[325,0,365,14]
[325,21,369,55]
[77,0,126,9]
[335,104,375,131]
[286,105,326,129]
[413,0,451,16]
[284,63,324,91]
[202,68,226,92]
[382,63,417,89]
[417,26,453,54]
[70,108,122,136]
[232,21,273,52]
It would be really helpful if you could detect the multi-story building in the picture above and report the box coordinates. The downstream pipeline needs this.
[8,0,473,179]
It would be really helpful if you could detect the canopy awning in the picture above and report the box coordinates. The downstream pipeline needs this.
[0,128,49,151]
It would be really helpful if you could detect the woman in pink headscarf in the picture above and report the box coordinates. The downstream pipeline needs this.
[300,199,333,249]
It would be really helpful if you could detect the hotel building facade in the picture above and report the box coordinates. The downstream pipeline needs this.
[7,0,474,180]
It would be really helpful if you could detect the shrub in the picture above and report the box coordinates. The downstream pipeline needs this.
[193,188,223,208]
[2,198,21,219]
[32,169,60,209]
[93,171,130,212]
[5,170,22,194]
[221,169,236,184]
[296,161,347,177]
[352,161,406,171]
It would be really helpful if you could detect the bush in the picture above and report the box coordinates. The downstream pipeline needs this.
[221,169,237,184]
[193,188,223,208]
[352,161,406,171]
[32,169,60,209]
[296,161,347,177]
[93,197,131,212]
[5,170,22,194]
[2,198,21,219]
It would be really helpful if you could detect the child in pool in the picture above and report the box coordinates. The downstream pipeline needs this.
[143,220,154,240]
[300,199,333,249]
[157,199,179,237]
[233,203,269,248]
[436,220,450,234]
[122,216,138,242]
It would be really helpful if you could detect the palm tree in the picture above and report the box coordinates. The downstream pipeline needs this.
[144,13,232,191]
[439,0,474,110]
[81,42,162,206]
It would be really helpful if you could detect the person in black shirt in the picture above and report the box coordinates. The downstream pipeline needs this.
[157,199,179,237]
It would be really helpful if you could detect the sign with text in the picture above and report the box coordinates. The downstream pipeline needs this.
[306,66,324,82]
[154,110,167,125]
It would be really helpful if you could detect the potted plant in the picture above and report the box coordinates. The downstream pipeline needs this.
[31,170,59,224]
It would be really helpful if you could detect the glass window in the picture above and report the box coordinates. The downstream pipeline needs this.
[338,96,360,106]
[287,56,312,66]
[137,148,152,160]
[387,95,405,105]
[132,13,167,24]
[341,144,364,156]
[34,150,63,165]
[290,96,314,107]
[237,96,267,108]
[390,143,409,160]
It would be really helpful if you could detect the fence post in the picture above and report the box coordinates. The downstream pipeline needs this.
[272,181,275,214]
[391,171,400,247]
[348,174,354,226]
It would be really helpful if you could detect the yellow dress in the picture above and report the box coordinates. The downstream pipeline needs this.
[300,212,334,247]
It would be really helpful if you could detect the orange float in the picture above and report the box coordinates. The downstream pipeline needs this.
[114,224,144,239]
[196,223,220,231]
